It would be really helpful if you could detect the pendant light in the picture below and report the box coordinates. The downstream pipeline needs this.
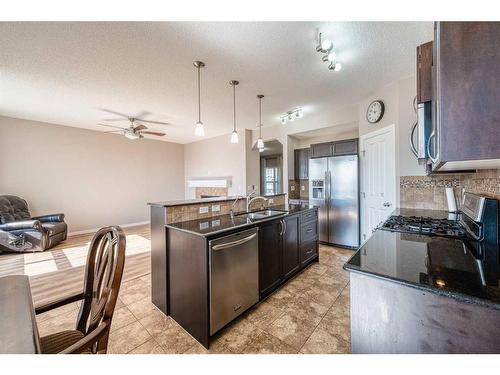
[256,94,265,151]
[193,61,205,137]
[229,80,239,144]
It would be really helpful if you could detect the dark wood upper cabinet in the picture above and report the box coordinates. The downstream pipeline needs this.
[282,215,300,278]
[258,219,283,296]
[310,142,334,158]
[417,41,433,104]
[311,139,358,159]
[430,22,500,171]
[333,138,358,156]
[294,148,310,179]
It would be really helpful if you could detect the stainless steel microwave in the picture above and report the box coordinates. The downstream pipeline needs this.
[409,100,432,165]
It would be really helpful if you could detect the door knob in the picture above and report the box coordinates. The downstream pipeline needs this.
[383,202,392,207]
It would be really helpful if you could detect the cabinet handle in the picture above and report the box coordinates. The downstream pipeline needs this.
[306,228,313,233]
[279,220,284,236]
[283,219,287,235]
[212,233,257,251]
[306,249,313,254]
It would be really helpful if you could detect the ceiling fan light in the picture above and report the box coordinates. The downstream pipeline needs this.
[124,132,140,140]
[257,138,264,150]
[334,63,342,72]
[230,130,239,144]
[288,113,294,122]
[195,121,205,137]
[281,117,287,125]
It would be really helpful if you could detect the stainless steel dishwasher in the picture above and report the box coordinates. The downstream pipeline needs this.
[209,227,259,335]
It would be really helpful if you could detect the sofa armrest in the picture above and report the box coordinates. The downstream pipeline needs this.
[0,220,41,231]
[32,213,65,223]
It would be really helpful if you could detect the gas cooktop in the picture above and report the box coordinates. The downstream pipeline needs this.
[380,215,465,238]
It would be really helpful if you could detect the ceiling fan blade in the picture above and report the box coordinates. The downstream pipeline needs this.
[102,118,128,122]
[98,108,130,118]
[134,118,171,126]
[140,131,166,137]
[133,111,151,119]
[97,123,127,130]
[134,124,148,131]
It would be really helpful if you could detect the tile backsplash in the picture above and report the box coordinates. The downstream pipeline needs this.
[165,194,286,224]
[288,179,309,200]
[400,169,500,210]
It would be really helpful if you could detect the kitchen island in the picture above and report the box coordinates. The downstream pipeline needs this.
[344,208,500,354]
[148,201,319,348]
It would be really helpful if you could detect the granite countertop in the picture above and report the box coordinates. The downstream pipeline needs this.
[166,203,316,237]
[148,193,286,207]
[344,208,500,310]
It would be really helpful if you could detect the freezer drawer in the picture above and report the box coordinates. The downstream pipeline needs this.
[209,228,259,335]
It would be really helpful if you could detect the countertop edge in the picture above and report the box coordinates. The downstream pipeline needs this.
[343,263,500,312]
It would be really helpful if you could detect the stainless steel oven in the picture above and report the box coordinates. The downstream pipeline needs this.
[209,227,259,335]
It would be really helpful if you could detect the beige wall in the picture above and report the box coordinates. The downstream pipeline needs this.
[0,116,184,232]
[358,76,425,201]
[183,130,249,198]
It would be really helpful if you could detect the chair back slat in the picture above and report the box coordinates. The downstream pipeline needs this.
[73,226,126,353]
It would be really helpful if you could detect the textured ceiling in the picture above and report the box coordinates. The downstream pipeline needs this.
[0,22,433,143]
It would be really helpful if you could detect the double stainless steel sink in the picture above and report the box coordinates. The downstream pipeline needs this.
[235,209,287,222]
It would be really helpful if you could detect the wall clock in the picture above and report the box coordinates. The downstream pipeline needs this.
[366,100,385,124]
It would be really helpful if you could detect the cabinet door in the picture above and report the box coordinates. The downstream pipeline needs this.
[301,148,310,179]
[334,139,358,156]
[417,41,433,104]
[310,142,334,158]
[294,149,300,180]
[258,219,283,296]
[282,215,300,278]
[434,22,500,166]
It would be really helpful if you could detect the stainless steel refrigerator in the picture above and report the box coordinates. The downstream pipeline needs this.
[309,155,359,248]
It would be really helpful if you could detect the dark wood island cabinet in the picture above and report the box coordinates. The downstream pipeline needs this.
[149,203,319,349]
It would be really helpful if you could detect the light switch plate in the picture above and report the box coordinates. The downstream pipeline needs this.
[269,198,274,204]
[211,205,220,212]
[199,206,209,214]
[291,186,296,191]
[301,185,305,191]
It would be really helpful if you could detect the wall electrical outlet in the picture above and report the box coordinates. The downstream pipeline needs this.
[301,185,305,191]
[211,204,220,212]
[268,198,274,204]
[291,186,296,191]
[199,206,209,214]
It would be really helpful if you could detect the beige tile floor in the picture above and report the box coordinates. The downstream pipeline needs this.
[36,244,353,354]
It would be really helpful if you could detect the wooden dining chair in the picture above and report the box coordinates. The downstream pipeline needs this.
[35,226,126,354]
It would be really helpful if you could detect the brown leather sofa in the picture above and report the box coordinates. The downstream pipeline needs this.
[0,195,67,252]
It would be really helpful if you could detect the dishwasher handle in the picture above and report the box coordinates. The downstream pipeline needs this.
[211,232,258,251]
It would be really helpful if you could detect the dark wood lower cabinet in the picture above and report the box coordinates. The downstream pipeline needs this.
[258,209,319,297]
[258,219,283,296]
[282,215,300,278]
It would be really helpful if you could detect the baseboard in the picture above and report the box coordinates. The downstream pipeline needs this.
[67,221,150,237]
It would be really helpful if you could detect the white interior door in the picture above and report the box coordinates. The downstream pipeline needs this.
[360,124,396,245]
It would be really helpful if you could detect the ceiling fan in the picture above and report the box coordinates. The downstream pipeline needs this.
[97,109,170,140]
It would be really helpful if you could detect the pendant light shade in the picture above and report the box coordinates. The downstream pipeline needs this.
[230,130,239,144]
[257,94,265,151]
[229,80,239,144]
[193,61,205,137]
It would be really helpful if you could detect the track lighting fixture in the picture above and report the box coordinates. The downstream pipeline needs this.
[316,32,342,72]
[280,108,303,125]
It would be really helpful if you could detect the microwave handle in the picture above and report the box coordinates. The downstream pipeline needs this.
[409,119,418,157]
[427,130,438,164]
